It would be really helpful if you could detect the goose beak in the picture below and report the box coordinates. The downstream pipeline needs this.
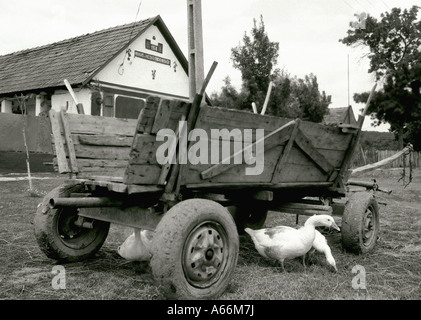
[331,220,340,231]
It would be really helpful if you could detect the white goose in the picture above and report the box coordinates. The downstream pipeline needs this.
[308,229,338,272]
[245,214,339,271]
[117,228,154,262]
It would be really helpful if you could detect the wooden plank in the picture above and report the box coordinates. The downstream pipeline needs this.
[81,180,128,193]
[127,185,164,195]
[66,113,137,136]
[48,110,69,173]
[106,182,128,193]
[151,99,172,133]
[124,164,162,185]
[276,202,333,211]
[196,105,292,131]
[299,121,353,151]
[186,146,284,184]
[76,162,127,178]
[185,181,334,190]
[252,190,273,201]
[128,134,160,165]
[60,111,79,174]
[274,208,332,216]
[136,97,190,134]
[271,120,301,183]
[158,115,186,185]
[200,120,296,180]
[77,134,133,147]
[77,159,127,169]
[77,174,124,183]
[277,148,331,182]
[136,96,161,134]
[74,145,131,160]
[78,207,161,231]
[196,106,352,152]
[294,128,335,175]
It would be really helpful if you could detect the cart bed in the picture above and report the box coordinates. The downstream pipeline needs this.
[50,96,357,194]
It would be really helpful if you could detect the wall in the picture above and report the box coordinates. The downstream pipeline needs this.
[1,100,12,113]
[0,113,52,153]
[96,25,189,99]
[51,88,92,114]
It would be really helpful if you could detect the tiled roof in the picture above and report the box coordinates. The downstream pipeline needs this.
[0,16,180,96]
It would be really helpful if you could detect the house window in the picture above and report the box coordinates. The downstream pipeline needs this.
[11,96,36,116]
[103,94,114,117]
[91,92,102,116]
[145,39,163,53]
[115,96,145,119]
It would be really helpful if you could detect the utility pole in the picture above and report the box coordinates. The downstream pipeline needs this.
[187,0,205,101]
[347,54,350,107]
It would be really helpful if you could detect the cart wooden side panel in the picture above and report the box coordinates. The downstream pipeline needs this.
[49,110,137,182]
[49,95,356,194]
[122,97,355,191]
[182,106,354,187]
[123,96,191,185]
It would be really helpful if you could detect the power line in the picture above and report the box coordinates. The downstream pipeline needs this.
[342,0,355,11]
[366,0,379,11]
[354,0,370,13]
[380,0,391,11]
[119,0,143,75]
[128,0,143,41]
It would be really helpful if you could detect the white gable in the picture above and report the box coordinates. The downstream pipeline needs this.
[96,25,189,98]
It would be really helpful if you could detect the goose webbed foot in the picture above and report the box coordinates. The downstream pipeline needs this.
[275,260,286,272]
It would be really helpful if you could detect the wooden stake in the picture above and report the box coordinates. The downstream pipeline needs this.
[260,81,274,115]
[64,79,85,114]
[251,102,258,114]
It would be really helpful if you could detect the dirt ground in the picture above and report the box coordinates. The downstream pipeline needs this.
[0,168,420,300]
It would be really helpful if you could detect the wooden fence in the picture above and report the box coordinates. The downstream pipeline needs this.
[351,148,421,169]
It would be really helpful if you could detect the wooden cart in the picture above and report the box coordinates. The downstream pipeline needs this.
[34,82,380,299]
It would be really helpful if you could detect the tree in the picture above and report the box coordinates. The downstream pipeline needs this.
[210,76,239,109]
[340,6,421,149]
[231,15,280,108]
[291,74,332,123]
[212,16,331,122]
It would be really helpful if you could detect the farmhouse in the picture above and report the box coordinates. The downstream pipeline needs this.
[0,15,189,118]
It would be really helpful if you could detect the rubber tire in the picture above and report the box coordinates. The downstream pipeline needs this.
[34,183,110,262]
[341,192,380,254]
[228,203,268,235]
[150,199,239,300]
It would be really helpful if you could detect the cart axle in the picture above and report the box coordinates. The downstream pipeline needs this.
[49,197,123,209]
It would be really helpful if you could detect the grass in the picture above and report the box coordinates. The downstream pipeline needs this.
[0,169,420,300]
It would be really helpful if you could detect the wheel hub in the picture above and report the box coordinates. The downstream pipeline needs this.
[362,207,376,246]
[183,223,225,285]
[58,209,84,240]
[205,249,214,260]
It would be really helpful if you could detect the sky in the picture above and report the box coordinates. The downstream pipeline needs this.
[0,0,418,131]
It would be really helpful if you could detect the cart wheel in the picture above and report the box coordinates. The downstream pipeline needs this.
[228,203,268,234]
[34,183,110,262]
[341,192,380,254]
[150,199,239,300]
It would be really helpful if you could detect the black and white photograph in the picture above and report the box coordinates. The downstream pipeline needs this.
[0,0,420,306]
